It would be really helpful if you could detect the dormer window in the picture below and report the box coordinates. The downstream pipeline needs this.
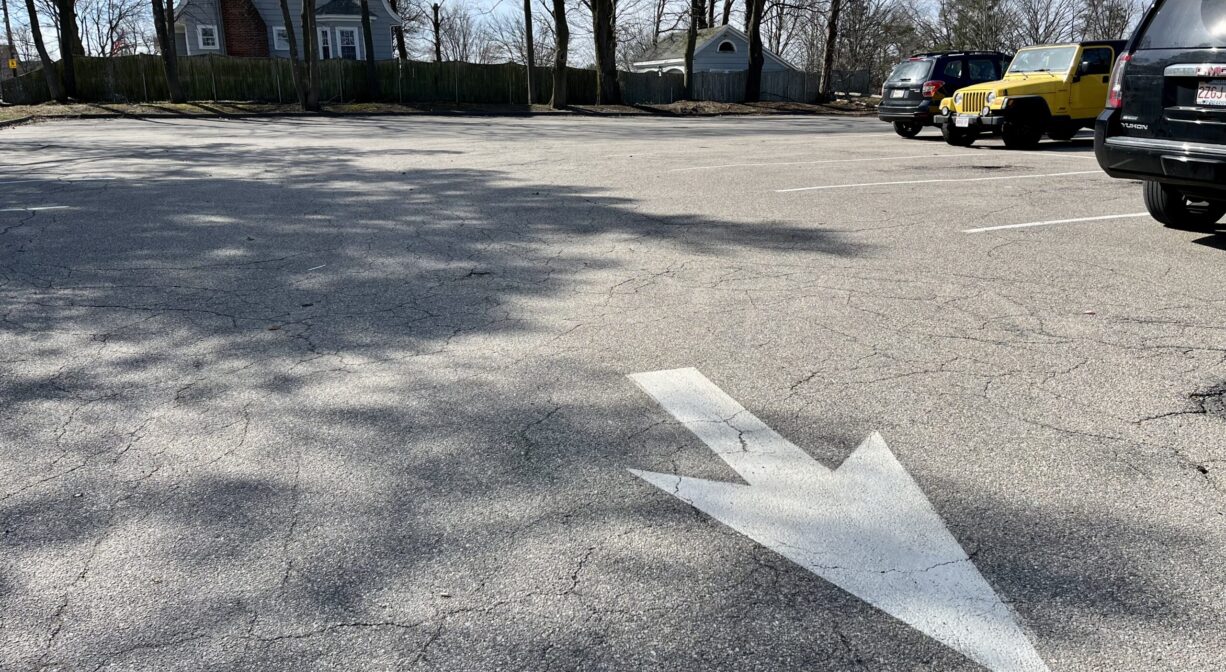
[717,40,736,53]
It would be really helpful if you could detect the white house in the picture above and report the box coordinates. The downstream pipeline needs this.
[630,25,800,75]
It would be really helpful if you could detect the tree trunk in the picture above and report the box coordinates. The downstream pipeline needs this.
[744,0,764,102]
[548,0,567,108]
[359,0,378,99]
[22,0,63,101]
[683,0,699,99]
[3,0,19,79]
[522,0,534,104]
[706,0,713,30]
[278,0,306,106]
[301,0,321,110]
[819,0,841,98]
[721,0,731,25]
[591,0,619,104]
[432,3,442,62]
[150,0,185,102]
[388,0,407,60]
[56,0,77,98]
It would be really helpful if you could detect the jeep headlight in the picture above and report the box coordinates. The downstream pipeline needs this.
[986,91,997,105]
[954,92,964,106]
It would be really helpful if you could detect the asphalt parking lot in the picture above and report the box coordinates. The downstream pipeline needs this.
[2,115,1224,671]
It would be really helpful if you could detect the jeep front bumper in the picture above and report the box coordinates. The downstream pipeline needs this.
[933,113,1005,131]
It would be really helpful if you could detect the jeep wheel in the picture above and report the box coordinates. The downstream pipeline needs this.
[1001,121,1043,149]
[892,121,923,138]
[1143,181,1226,231]
[941,124,975,147]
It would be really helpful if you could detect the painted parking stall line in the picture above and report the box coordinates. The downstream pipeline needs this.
[669,153,968,172]
[627,368,1049,672]
[0,206,73,212]
[964,212,1151,233]
[776,170,1103,193]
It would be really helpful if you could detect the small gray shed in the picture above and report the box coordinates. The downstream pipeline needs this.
[629,25,799,75]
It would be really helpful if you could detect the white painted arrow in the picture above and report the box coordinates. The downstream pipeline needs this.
[628,368,1048,672]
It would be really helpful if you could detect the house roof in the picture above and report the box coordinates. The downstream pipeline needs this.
[634,26,726,64]
[631,24,799,71]
[316,0,363,15]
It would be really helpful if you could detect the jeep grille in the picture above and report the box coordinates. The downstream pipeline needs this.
[961,91,987,113]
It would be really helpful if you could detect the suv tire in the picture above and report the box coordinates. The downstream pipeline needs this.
[1002,121,1043,149]
[893,121,923,138]
[941,124,975,147]
[1143,181,1226,231]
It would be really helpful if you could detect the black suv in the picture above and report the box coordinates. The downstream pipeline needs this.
[1095,0,1226,229]
[879,51,1011,138]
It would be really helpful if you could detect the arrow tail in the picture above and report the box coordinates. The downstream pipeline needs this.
[629,368,825,486]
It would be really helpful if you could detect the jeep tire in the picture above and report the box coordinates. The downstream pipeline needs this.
[1001,121,1043,149]
[941,124,975,147]
[893,121,923,138]
[1143,181,1226,231]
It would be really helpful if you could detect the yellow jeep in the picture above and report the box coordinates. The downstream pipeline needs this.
[934,41,1125,148]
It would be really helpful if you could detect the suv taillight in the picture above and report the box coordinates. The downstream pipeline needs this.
[921,80,944,98]
[1106,53,1131,109]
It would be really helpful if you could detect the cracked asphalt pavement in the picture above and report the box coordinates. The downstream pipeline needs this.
[2,115,1224,671]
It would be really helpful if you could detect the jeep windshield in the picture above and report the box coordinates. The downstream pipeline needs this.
[887,60,933,83]
[1006,46,1078,74]
[1137,0,1226,48]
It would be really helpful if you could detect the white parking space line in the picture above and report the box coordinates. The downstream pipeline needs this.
[776,170,1103,193]
[670,153,970,172]
[963,212,1151,233]
[0,206,73,212]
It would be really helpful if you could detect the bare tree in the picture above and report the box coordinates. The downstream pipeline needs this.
[278,0,306,106]
[149,0,184,102]
[520,0,534,100]
[1015,0,1076,44]
[683,0,697,98]
[592,0,619,103]
[744,0,764,101]
[55,0,78,97]
[3,0,18,78]
[359,0,379,98]
[819,0,840,96]
[1079,0,1136,39]
[22,0,63,100]
[548,0,569,107]
[301,0,321,110]
[432,1,442,61]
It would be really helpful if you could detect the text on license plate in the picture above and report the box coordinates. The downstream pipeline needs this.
[1197,80,1226,106]
[955,116,972,127]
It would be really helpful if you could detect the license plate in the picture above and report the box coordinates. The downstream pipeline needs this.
[955,116,971,128]
[1196,80,1226,106]
[891,89,905,98]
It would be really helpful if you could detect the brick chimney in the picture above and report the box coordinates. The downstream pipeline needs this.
[219,0,270,57]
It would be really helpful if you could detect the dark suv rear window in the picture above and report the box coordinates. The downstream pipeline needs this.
[887,60,933,82]
[1137,0,1226,49]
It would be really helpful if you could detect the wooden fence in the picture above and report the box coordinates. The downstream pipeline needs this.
[1,55,836,106]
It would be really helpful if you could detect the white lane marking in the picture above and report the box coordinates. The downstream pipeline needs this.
[0,206,73,212]
[669,154,967,172]
[964,212,1151,233]
[628,368,1049,672]
[776,170,1102,193]
[0,178,116,185]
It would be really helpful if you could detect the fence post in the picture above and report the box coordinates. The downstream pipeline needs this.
[210,57,218,100]
[274,60,282,103]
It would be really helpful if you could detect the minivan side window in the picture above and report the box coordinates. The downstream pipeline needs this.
[1137,0,1226,49]
[967,57,998,80]
[1079,47,1114,76]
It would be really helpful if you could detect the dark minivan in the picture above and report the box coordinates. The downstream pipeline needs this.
[1095,0,1226,229]
[879,51,1011,138]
